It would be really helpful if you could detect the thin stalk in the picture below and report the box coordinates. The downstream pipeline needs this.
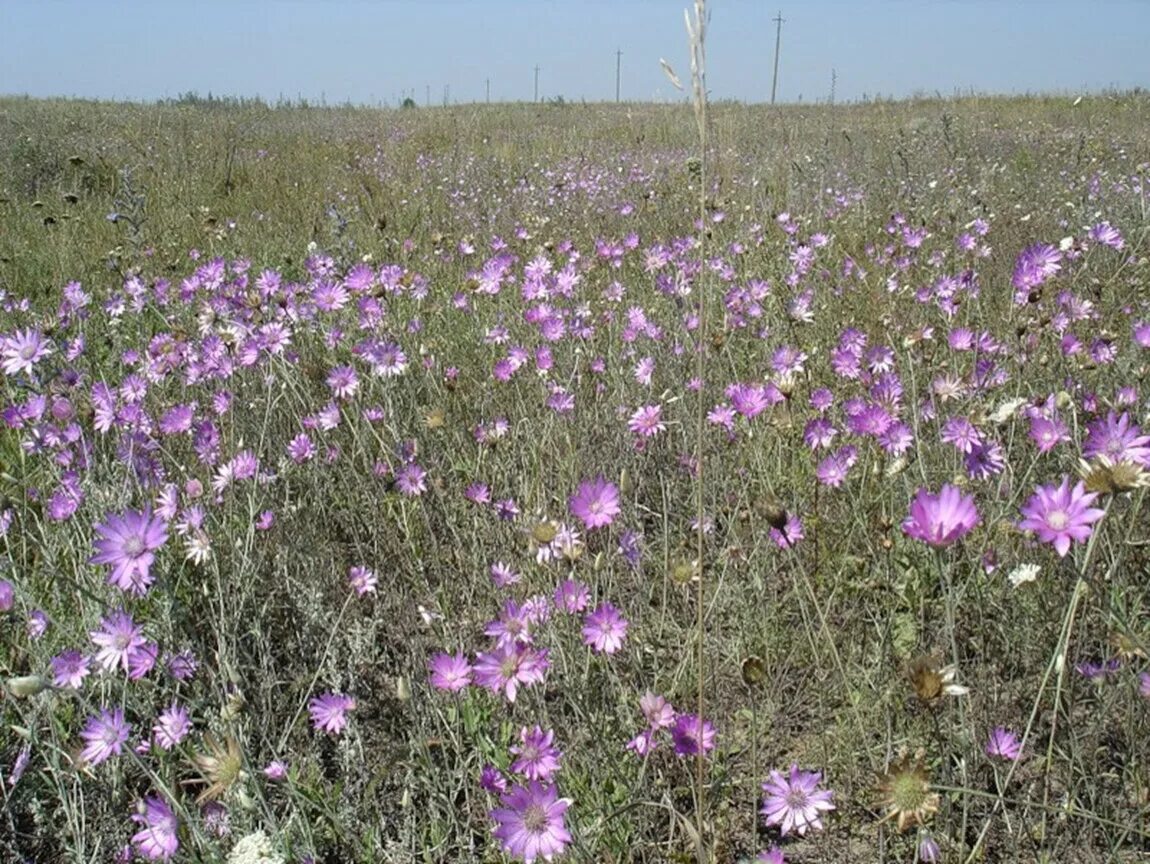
[684,2,710,861]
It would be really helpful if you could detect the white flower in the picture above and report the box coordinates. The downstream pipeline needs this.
[226,831,284,864]
[1008,563,1041,588]
[989,397,1028,425]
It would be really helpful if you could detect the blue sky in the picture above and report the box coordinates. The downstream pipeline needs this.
[1,1,1146,105]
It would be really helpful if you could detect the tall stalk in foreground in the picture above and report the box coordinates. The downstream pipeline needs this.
[661,3,709,858]
[688,3,710,861]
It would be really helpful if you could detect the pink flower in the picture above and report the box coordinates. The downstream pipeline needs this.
[490,781,572,863]
[308,692,356,735]
[90,609,147,674]
[473,644,549,703]
[51,650,91,689]
[670,713,716,757]
[628,404,665,438]
[1018,477,1105,557]
[568,476,621,529]
[553,579,589,613]
[902,485,980,548]
[510,726,562,781]
[131,796,179,861]
[263,760,289,781]
[985,727,1022,761]
[429,651,473,692]
[348,565,377,597]
[1,328,53,376]
[760,764,835,836]
[152,702,191,750]
[581,603,628,654]
[90,509,168,595]
[79,707,131,766]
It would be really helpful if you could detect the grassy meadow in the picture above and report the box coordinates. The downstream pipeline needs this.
[1,86,1150,864]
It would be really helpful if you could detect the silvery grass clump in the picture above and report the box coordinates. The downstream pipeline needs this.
[1,96,1150,862]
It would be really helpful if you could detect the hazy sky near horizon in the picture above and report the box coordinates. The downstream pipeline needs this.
[1,1,1147,106]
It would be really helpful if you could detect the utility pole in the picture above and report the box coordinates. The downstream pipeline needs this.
[486,78,490,104]
[534,65,540,102]
[770,10,784,105]
[615,49,622,102]
[425,84,430,107]
[443,84,449,107]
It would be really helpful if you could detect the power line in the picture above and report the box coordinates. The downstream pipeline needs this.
[616,49,622,102]
[770,10,785,105]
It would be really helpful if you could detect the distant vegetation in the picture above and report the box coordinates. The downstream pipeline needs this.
[1,89,1149,863]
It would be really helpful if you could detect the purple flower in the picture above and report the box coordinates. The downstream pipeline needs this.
[26,609,48,639]
[816,446,856,487]
[429,651,473,692]
[131,796,179,861]
[286,433,316,463]
[1011,243,1061,301]
[670,713,716,757]
[1,328,53,376]
[263,760,289,781]
[91,508,168,595]
[166,649,199,681]
[490,781,572,864]
[553,579,589,613]
[581,603,628,654]
[985,727,1022,761]
[1075,657,1121,681]
[348,565,377,597]
[485,600,534,647]
[326,365,359,400]
[79,707,131,766]
[465,483,491,505]
[756,849,785,864]
[0,578,12,611]
[481,763,508,794]
[7,744,30,789]
[308,692,356,735]
[128,641,159,680]
[510,726,562,781]
[1139,672,1150,699]
[628,404,665,438]
[51,650,91,689]
[1029,414,1069,453]
[395,462,427,496]
[1082,412,1150,466]
[1018,477,1106,557]
[90,608,147,674]
[770,514,804,549]
[618,529,644,568]
[473,644,549,703]
[1089,221,1124,249]
[490,561,521,588]
[760,764,835,836]
[568,476,621,530]
[152,702,191,750]
[918,834,941,862]
[902,485,980,548]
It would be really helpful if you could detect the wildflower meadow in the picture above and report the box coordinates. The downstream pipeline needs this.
[2,19,1150,864]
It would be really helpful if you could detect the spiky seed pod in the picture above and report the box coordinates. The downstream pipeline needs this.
[876,752,939,832]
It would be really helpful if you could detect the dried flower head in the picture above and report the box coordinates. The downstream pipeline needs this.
[876,752,939,832]
[908,656,969,704]
[1077,455,1150,496]
[187,733,246,802]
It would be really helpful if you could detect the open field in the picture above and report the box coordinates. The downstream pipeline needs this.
[2,90,1150,863]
